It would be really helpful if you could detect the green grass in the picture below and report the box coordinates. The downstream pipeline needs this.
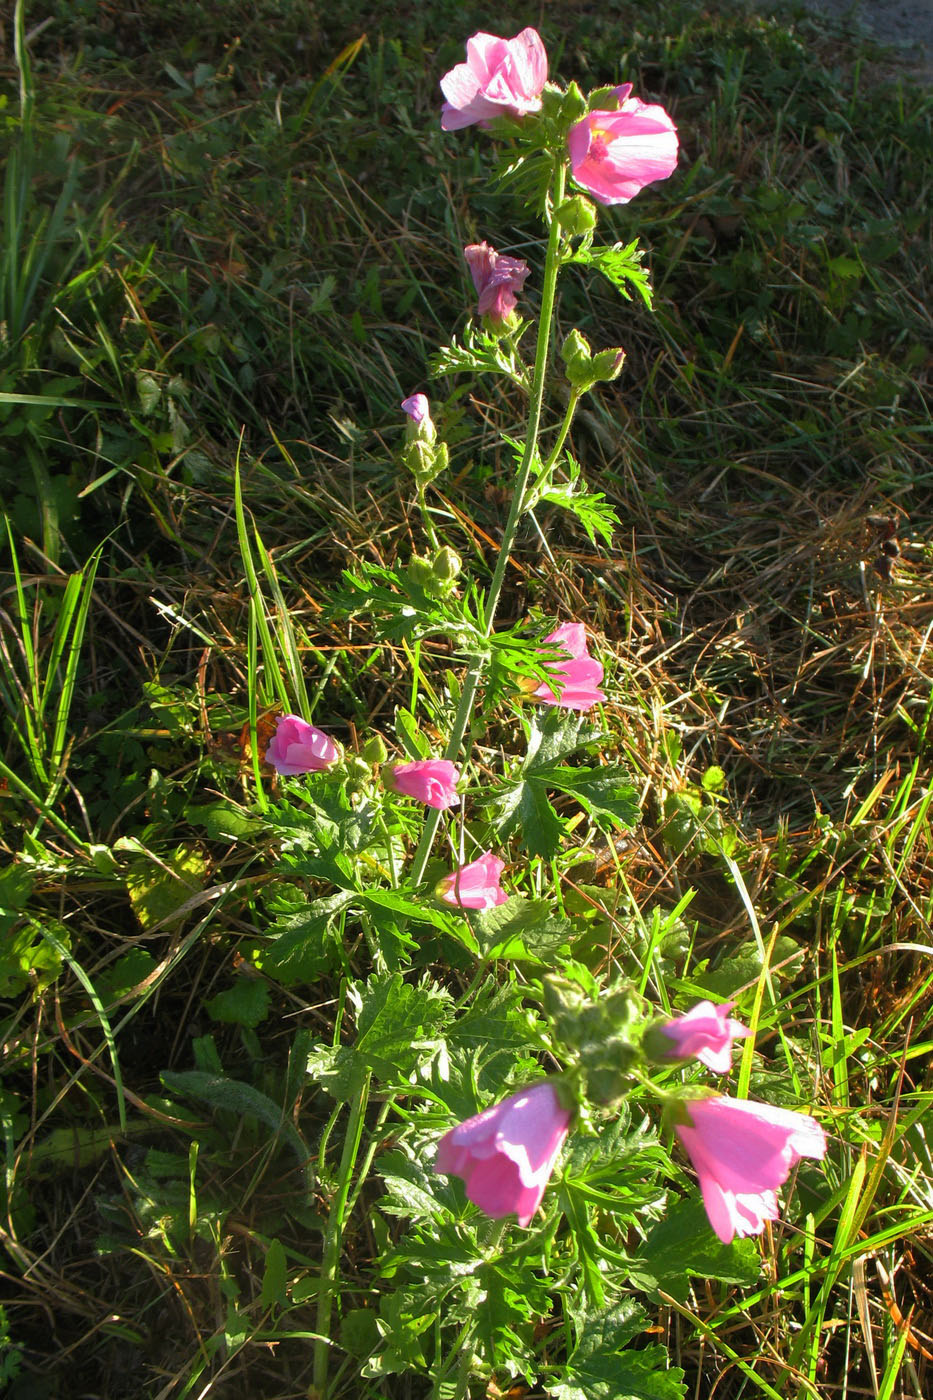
[0,0,932,1395]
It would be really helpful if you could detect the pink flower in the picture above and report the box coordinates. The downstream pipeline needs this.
[435,1082,571,1227]
[658,1001,751,1073]
[568,96,678,206]
[530,622,606,712]
[463,242,530,326]
[440,28,548,131]
[384,759,460,810]
[401,393,431,426]
[265,714,341,776]
[436,852,508,910]
[674,1095,827,1244]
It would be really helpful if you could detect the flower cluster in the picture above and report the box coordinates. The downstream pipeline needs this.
[440,31,679,206]
[436,996,825,1242]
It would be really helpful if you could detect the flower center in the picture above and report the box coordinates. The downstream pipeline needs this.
[589,128,611,160]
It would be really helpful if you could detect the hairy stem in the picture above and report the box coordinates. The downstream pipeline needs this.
[409,162,568,887]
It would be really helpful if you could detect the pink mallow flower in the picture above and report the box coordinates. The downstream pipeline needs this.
[437,852,508,910]
[463,242,530,326]
[384,759,461,810]
[440,28,548,131]
[265,714,340,776]
[658,1001,751,1074]
[674,1095,827,1244]
[568,90,678,206]
[529,622,606,712]
[435,1082,571,1227]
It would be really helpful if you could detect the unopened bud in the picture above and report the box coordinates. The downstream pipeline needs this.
[560,81,588,123]
[345,755,372,786]
[590,346,626,382]
[432,546,462,584]
[557,195,597,239]
[407,555,436,588]
[361,734,388,765]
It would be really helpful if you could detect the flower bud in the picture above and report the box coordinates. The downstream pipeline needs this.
[560,81,588,123]
[361,734,388,765]
[432,546,462,584]
[557,195,597,239]
[406,555,436,588]
[560,329,593,382]
[344,754,373,786]
[590,346,626,382]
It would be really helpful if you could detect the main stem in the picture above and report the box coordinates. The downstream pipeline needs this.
[313,1070,371,1397]
[409,162,567,888]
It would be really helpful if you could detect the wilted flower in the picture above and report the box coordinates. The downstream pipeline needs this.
[440,28,548,131]
[464,242,530,326]
[674,1094,827,1244]
[568,93,678,206]
[654,1001,750,1073]
[265,714,341,776]
[383,758,461,809]
[528,622,606,712]
[437,852,508,910]
[435,1081,571,1226]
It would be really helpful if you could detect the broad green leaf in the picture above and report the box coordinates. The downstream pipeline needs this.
[628,1196,761,1302]
[470,896,573,962]
[523,709,596,771]
[496,776,566,859]
[259,891,355,986]
[188,801,263,840]
[205,977,270,1028]
[159,1070,312,1182]
[684,935,803,1000]
[354,974,452,1082]
[96,948,157,1004]
[305,1043,361,1099]
[545,765,639,829]
[553,1300,685,1400]
[125,844,209,930]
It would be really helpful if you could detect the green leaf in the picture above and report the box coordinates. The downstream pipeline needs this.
[430,325,531,389]
[628,1196,761,1303]
[568,238,654,308]
[354,974,452,1082]
[124,844,209,930]
[395,708,431,760]
[340,1307,380,1359]
[96,948,157,1004]
[496,775,566,859]
[545,766,639,830]
[205,978,270,1028]
[305,1044,361,1099]
[159,1070,312,1183]
[259,891,355,986]
[684,935,804,1000]
[523,708,596,770]
[539,476,619,545]
[470,896,573,962]
[362,888,459,934]
[188,801,263,840]
[260,1238,287,1308]
[553,1300,686,1400]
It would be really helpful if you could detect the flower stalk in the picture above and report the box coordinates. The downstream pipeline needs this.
[313,1069,372,1397]
[409,161,567,887]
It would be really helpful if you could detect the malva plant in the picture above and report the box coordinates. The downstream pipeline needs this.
[230,23,830,1399]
